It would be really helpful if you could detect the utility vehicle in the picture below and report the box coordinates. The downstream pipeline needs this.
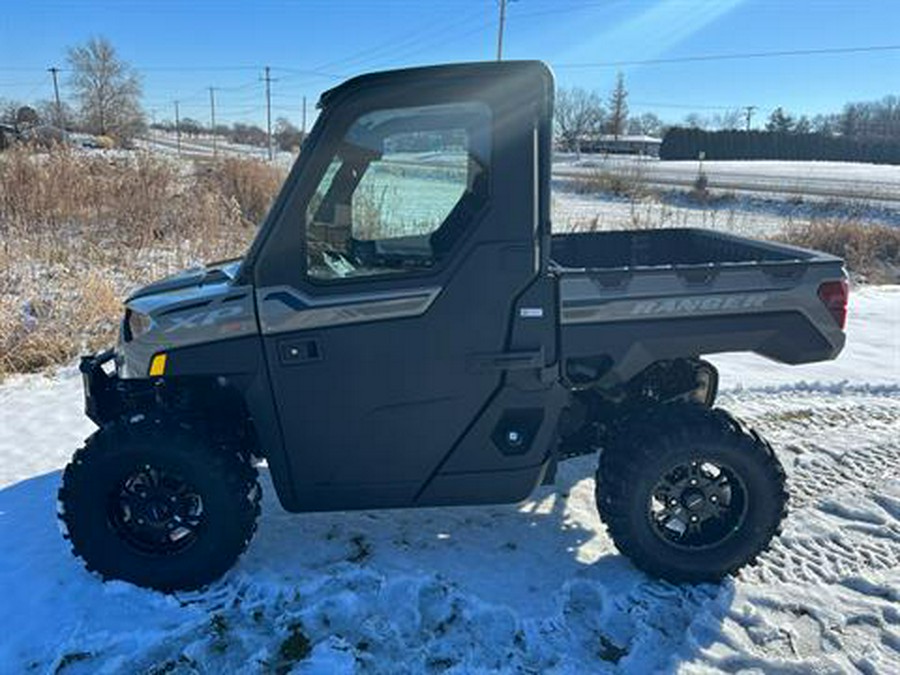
[59,61,848,591]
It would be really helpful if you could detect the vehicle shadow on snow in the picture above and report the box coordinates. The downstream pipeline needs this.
[0,464,736,672]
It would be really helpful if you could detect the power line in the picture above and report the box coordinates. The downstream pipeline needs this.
[631,100,738,111]
[216,79,262,92]
[554,44,900,68]
[270,66,346,79]
[357,13,495,70]
[0,80,43,88]
[305,7,484,74]
[3,42,894,77]
[116,65,264,73]
[302,6,491,76]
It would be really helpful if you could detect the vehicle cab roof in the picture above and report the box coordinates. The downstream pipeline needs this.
[318,60,554,109]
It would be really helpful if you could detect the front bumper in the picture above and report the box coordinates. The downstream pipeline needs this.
[80,349,135,425]
[80,350,119,424]
[81,350,160,425]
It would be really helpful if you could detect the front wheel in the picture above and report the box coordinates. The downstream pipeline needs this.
[595,403,787,583]
[58,420,261,591]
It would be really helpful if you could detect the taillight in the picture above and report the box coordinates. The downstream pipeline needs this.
[817,280,848,329]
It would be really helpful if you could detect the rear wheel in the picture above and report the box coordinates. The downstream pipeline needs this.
[58,419,261,591]
[595,403,787,582]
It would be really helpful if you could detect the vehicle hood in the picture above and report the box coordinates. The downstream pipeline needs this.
[118,259,258,378]
[127,259,243,302]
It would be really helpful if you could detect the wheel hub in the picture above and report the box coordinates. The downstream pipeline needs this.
[649,459,747,549]
[681,488,706,510]
[108,465,204,555]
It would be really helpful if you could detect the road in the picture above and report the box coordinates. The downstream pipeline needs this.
[554,157,900,202]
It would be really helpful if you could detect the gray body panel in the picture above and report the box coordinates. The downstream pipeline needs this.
[117,233,846,393]
[553,228,846,385]
[256,285,442,334]
[119,266,256,378]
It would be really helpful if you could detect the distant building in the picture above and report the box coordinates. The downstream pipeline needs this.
[0,123,20,150]
[580,134,662,157]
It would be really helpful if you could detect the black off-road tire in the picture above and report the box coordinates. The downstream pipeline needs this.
[595,402,787,583]
[58,419,261,592]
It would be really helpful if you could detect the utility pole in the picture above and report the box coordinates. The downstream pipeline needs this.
[47,66,62,127]
[301,95,307,136]
[263,66,274,161]
[743,105,757,132]
[174,100,181,157]
[209,87,218,158]
[496,0,508,61]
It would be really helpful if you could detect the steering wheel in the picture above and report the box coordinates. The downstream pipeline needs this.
[322,249,357,277]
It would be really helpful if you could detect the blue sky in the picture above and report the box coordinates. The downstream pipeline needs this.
[1,0,899,128]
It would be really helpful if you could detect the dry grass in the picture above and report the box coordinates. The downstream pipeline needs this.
[201,156,285,224]
[776,220,900,283]
[0,144,286,378]
[572,164,651,199]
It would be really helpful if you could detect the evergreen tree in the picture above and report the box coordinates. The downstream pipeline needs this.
[766,107,796,133]
[606,72,629,139]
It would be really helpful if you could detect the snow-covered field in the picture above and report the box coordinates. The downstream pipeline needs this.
[551,186,900,239]
[552,189,790,237]
[554,156,900,203]
[136,131,297,169]
[1,287,898,673]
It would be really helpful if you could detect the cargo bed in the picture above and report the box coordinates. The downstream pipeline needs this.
[552,228,847,385]
[551,227,832,271]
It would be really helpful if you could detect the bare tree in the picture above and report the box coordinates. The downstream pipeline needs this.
[555,86,604,157]
[15,106,39,128]
[836,95,900,139]
[36,99,77,130]
[67,36,144,142]
[274,117,303,151]
[683,113,710,130]
[712,109,743,130]
[627,112,664,137]
[0,99,23,125]
[793,116,812,134]
[178,117,205,137]
[606,72,629,140]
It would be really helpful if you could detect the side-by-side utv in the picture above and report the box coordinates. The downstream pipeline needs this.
[59,61,848,591]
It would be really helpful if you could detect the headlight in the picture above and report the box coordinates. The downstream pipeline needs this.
[125,309,152,341]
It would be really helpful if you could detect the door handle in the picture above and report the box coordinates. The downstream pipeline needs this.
[278,338,321,364]
[468,349,544,372]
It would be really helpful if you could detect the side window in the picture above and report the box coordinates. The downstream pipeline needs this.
[305,101,490,281]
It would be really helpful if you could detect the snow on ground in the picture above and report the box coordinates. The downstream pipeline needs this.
[554,156,900,203]
[552,189,788,237]
[551,180,900,236]
[136,131,297,169]
[554,155,900,185]
[1,289,898,673]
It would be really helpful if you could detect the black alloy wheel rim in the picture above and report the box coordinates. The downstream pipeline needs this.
[108,464,204,555]
[648,458,748,550]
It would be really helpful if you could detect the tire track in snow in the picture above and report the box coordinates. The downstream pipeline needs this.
[719,388,900,586]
